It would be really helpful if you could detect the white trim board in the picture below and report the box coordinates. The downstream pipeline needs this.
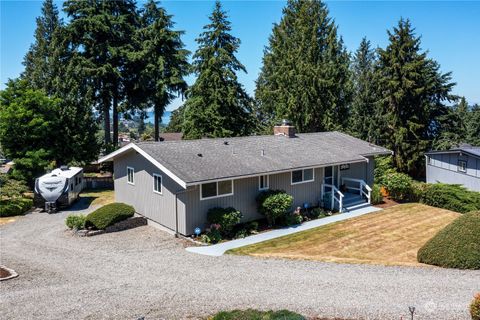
[98,143,188,189]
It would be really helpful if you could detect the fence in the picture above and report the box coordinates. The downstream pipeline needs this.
[84,176,114,190]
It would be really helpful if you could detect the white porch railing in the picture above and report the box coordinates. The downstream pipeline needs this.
[321,183,344,212]
[341,177,372,204]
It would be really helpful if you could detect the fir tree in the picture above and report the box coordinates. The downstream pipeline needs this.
[134,0,189,141]
[165,104,186,133]
[349,38,379,141]
[377,19,456,175]
[182,1,252,139]
[64,0,139,147]
[23,0,61,95]
[255,0,351,133]
[466,104,480,145]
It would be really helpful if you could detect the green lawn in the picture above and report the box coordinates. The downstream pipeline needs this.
[228,203,460,266]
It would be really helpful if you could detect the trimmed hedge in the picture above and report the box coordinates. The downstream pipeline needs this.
[417,211,480,269]
[0,198,32,217]
[382,171,413,201]
[210,309,305,320]
[421,184,480,214]
[471,293,480,320]
[85,203,135,230]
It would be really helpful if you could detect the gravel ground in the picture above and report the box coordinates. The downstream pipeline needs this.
[0,204,479,320]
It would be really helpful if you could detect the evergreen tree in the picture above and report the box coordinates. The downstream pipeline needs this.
[22,0,99,165]
[23,0,61,95]
[165,104,186,133]
[183,1,252,139]
[377,19,456,175]
[349,38,379,141]
[64,0,139,147]
[466,103,480,146]
[255,0,351,133]
[433,97,468,150]
[134,0,189,141]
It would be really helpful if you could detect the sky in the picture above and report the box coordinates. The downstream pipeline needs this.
[1,0,479,112]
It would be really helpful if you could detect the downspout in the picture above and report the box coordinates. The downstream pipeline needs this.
[174,188,188,238]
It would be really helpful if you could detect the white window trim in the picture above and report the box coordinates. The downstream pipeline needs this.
[200,180,234,200]
[127,166,135,185]
[291,168,315,185]
[458,160,467,173]
[258,175,270,191]
[153,173,163,195]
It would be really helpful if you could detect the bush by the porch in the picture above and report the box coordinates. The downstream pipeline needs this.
[207,207,242,236]
[256,190,293,225]
[85,203,135,230]
[382,171,414,201]
[370,184,383,205]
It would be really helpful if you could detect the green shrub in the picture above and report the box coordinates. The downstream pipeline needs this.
[205,224,222,244]
[65,214,86,229]
[207,207,242,236]
[284,212,303,226]
[85,203,135,230]
[421,184,480,213]
[309,207,327,219]
[417,211,480,269]
[370,184,383,205]
[0,198,32,217]
[383,171,414,201]
[256,190,293,225]
[471,293,480,320]
[210,309,305,320]
[374,156,394,185]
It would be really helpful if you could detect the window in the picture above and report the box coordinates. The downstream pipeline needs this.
[153,174,162,194]
[458,160,467,173]
[291,168,314,185]
[127,167,135,185]
[259,175,269,190]
[200,180,234,200]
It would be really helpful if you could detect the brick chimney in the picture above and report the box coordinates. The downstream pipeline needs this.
[273,119,296,138]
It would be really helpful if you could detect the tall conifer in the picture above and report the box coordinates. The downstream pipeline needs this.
[182,1,252,139]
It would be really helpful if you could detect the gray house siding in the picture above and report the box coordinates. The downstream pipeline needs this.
[426,153,480,192]
[114,150,187,234]
[113,151,375,235]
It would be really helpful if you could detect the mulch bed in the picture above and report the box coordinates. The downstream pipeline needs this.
[374,197,400,209]
[0,266,11,278]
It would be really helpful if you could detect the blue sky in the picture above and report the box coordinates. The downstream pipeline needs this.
[1,1,479,111]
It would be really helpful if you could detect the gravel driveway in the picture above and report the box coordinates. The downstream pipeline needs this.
[1,205,479,320]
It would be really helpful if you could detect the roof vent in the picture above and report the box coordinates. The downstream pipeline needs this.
[60,165,69,171]
[197,153,203,157]
[224,141,229,145]
[261,149,265,156]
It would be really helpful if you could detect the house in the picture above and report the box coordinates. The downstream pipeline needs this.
[425,144,480,192]
[99,122,391,236]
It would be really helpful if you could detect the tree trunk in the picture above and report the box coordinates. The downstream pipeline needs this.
[103,97,111,145]
[113,94,119,147]
[154,104,160,142]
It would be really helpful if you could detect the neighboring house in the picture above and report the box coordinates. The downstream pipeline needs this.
[426,144,480,192]
[99,123,391,236]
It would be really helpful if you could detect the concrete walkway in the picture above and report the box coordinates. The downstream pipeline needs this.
[186,205,382,256]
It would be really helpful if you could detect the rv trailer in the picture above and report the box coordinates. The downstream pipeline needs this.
[34,166,84,213]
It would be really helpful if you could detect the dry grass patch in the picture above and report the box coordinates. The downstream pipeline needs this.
[79,189,114,207]
[229,204,460,266]
[0,217,17,226]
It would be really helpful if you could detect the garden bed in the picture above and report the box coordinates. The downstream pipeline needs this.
[0,265,18,281]
[71,216,147,237]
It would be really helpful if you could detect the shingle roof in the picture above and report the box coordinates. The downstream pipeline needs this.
[132,131,391,185]
[426,144,480,158]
